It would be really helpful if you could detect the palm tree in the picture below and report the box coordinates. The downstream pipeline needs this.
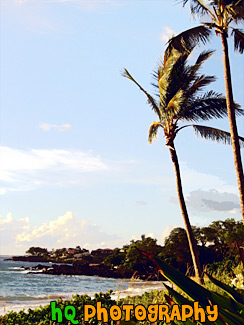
[123,47,244,283]
[166,0,244,222]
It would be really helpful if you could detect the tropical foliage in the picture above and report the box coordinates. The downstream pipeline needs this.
[123,43,244,283]
[21,219,244,277]
[141,250,244,325]
[104,218,244,276]
[2,259,244,324]
[26,247,49,257]
[121,235,162,274]
[160,218,244,274]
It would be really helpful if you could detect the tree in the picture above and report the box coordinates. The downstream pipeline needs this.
[104,248,125,268]
[168,0,244,222]
[160,227,192,272]
[123,236,162,273]
[53,248,66,258]
[158,219,244,273]
[123,47,244,283]
[204,218,244,253]
[26,247,49,256]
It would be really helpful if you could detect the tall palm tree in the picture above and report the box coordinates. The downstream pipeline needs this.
[166,0,244,222]
[123,47,244,283]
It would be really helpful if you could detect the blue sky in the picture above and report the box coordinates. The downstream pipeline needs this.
[0,0,243,255]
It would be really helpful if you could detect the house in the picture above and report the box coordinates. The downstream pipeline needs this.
[66,248,78,255]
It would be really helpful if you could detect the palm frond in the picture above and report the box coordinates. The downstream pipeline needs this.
[162,48,184,72]
[159,51,189,108]
[148,122,162,143]
[182,0,213,16]
[234,0,244,6]
[183,51,215,94]
[231,28,244,53]
[226,1,244,22]
[196,50,215,65]
[165,26,212,60]
[203,21,220,30]
[185,50,215,81]
[164,90,184,119]
[122,68,160,118]
[192,125,244,147]
[178,91,243,122]
[186,75,216,97]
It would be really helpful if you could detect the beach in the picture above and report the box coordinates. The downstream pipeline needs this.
[0,257,165,315]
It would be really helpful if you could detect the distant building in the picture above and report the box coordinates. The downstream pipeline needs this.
[66,248,79,255]
[73,253,84,259]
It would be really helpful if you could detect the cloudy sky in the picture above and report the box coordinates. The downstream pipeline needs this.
[0,0,243,255]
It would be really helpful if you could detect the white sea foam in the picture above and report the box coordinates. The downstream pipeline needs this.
[20,269,44,274]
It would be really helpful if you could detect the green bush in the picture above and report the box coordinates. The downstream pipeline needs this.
[145,251,244,325]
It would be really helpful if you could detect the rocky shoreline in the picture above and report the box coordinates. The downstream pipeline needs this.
[22,263,135,278]
[8,255,68,263]
[9,256,162,281]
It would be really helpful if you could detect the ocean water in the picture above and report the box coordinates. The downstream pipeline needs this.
[0,256,166,315]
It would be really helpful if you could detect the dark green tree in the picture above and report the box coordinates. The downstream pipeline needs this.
[104,248,125,268]
[53,248,66,258]
[26,247,49,256]
[123,236,162,274]
[159,227,192,273]
[204,218,244,255]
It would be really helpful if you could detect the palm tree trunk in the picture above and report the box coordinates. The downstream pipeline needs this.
[168,141,203,284]
[221,32,244,223]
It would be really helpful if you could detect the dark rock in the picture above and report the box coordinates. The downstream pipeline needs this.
[11,256,47,262]
[13,259,162,280]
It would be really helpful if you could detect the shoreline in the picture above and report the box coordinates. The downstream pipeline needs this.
[8,257,163,281]
[0,279,166,316]
[0,256,166,317]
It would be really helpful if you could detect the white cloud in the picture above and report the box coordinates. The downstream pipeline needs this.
[0,146,108,193]
[0,213,30,255]
[160,26,176,43]
[169,188,241,225]
[40,123,71,132]
[0,212,122,255]
[160,224,177,245]
[186,189,240,213]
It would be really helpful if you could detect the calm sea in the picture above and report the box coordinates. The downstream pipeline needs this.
[0,256,165,315]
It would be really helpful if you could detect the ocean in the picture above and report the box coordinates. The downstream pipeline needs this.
[0,256,166,315]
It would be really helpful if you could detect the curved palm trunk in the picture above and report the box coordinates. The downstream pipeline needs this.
[221,32,244,223]
[168,141,203,284]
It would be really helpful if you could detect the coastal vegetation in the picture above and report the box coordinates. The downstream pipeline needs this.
[123,41,244,283]
[1,243,243,324]
[11,218,244,278]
